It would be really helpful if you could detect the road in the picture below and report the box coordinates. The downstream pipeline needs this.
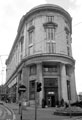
[4,103,82,120]
[20,107,71,120]
[0,104,16,120]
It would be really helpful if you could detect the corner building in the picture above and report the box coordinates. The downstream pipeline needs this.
[6,4,77,107]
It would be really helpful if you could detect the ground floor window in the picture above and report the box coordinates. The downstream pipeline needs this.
[29,80,35,100]
[67,80,71,100]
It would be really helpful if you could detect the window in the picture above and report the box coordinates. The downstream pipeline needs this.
[29,19,33,27]
[46,27,56,53]
[44,78,58,87]
[43,17,57,54]
[20,37,24,59]
[29,80,35,100]
[47,42,56,53]
[65,27,69,45]
[19,70,22,81]
[67,46,70,56]
[29,31,33,45]
[29,65,36,75]
[66,65,69,75]
[46,28,55,40]
[67,80,71,100]
[28,24,35,55]
[46,16,54,22]
[43,65,58,73]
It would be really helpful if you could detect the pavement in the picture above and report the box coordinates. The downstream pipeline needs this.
[4,102,82,120]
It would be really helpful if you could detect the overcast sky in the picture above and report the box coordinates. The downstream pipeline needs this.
[0,0,82,94]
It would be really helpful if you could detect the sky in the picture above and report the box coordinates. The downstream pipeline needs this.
[0,0,82,94]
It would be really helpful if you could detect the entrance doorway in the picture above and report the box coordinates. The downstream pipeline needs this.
[44,78,58,107]
[47,95,55,107]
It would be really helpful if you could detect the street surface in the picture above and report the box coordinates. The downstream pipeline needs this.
[3,103,82,120]
[0,104,15,120]
[18,107,82,120]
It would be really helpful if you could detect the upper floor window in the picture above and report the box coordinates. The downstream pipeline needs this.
[28,25,35,55]
[65,27,70,45]
[46,28,55,41]
[46,16,54,22]
[29,19,33,27]
[29,80,35,100]
[20,37,24,52]
[67,46,70,56]
[29,31,33,45]
[20,37,24,59]
[28,23,35,45]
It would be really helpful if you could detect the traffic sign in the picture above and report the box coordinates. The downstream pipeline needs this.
[18,85,26,93]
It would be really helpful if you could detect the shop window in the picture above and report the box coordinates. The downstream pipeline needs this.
[29,65,36,75]
[67,80,71,100]
[29,80,35,100]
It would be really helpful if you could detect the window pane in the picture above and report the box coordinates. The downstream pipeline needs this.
[46,16,54,22]
[29,31,33,44]
[51,28,54,40]
[29,80,35,100]
[51,43,56,53]
[46,28,55,41]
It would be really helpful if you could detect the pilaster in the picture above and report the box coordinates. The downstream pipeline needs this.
[70,66,77,102]
[37,63,43,106]
[22,66,29,101]
[61,63,68,102]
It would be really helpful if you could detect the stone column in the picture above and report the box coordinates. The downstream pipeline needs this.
[58,76,61,104]
[61,63,68,102]
[70,66,77,102]
[37,63,43,106]
[16,73,21,103]
[22,66,29,101]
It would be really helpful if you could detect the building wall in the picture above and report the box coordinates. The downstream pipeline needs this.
[5,4,77,106]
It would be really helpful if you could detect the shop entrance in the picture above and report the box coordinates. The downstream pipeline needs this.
[47,94,55,107]
[44,78,58,107]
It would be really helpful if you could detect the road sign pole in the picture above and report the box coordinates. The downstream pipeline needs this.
[18,85,26,120]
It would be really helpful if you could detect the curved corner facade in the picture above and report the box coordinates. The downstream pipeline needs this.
[5,4,77,106]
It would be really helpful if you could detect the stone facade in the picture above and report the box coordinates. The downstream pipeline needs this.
[5,4,77,106]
